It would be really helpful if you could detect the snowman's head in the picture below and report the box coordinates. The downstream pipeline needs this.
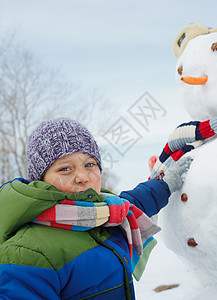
[173,24,217,120]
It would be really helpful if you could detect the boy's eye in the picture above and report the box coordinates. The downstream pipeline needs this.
[85,162,95,168]
[59,167,70,172]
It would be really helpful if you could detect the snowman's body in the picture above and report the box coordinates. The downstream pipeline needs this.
[161,29,217,283]
[162,138,217,282]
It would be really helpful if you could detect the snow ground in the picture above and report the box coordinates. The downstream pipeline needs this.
[134,233,216,300]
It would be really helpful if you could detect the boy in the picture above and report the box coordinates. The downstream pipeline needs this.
[0,118,191,299]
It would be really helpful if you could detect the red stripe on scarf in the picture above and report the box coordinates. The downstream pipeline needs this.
[108,201,130,224]
[37,206,56,221]
[127,214,139,230]
[199,120,215,139]
[130,205,143,219]
[171,149,185,162]
[60,200,76,205]
[37,200,75,221]
[50,221,72,230]
[129,244,133,259]
[164,143,173,155]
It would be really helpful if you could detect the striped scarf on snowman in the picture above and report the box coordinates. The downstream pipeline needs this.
[150,117,217,179]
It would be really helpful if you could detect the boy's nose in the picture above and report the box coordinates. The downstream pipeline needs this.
[74,171,89,185]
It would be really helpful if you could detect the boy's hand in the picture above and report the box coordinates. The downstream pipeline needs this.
[163,156,192,194]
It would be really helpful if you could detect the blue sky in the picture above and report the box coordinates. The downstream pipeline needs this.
[1,0,216,94]
[0,0,217,190]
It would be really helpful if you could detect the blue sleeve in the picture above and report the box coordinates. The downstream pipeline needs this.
[119,179,170,217]
[0,264,60,300]
[0,177,29,189]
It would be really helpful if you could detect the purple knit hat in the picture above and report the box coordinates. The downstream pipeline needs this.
[26,118,102,181]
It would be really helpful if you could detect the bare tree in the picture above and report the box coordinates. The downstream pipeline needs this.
[0,37,118,187]
[0,42,72,182]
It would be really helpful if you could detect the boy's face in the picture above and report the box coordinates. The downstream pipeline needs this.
[43,152,101,194]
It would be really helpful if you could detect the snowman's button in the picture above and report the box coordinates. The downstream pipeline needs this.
[187,238,198,247]
[211,42,217,52]
[181,193,188,202]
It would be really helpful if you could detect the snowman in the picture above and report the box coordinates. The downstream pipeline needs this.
[156,24,217,286]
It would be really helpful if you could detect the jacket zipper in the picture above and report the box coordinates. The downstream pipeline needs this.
[88,230,132,300]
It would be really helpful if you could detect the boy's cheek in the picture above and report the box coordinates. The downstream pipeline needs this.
[46,176,68,192]
[94,178,102,195]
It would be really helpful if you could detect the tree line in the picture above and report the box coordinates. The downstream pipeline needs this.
[0,33,118,191]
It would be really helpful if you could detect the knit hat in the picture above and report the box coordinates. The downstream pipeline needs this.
[173,23,217,59]
[26,118,102,181]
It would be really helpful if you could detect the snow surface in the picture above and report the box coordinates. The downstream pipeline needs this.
[135,233,217,300]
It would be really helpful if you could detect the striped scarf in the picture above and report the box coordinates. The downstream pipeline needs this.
[150,117,217,179]
[33,194,160,280]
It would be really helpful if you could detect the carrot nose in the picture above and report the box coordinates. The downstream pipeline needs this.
[181,76,208,85]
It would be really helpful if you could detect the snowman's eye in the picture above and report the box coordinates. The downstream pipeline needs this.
[177,65,183,76]
[211,42,217,52]
[178,33,186,47]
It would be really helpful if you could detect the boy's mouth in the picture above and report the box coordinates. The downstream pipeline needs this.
[73,189,85,193]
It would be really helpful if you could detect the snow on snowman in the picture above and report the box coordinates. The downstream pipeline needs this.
[151,23,217,286]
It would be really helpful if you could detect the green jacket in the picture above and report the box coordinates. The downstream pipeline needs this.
[0,177,170,299]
